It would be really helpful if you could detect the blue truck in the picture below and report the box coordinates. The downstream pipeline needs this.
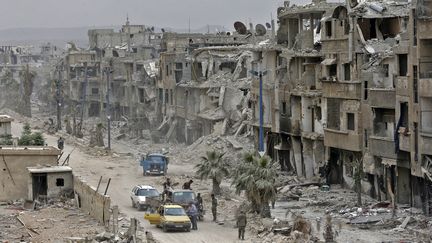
[140,153,169,176]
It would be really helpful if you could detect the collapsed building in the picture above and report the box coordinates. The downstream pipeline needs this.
[243,0,432,215]
[155,29,273,144]
[58,19,162,136]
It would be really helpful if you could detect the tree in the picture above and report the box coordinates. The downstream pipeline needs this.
[195,150,229,195]
[19,123,33,145]
[18,123,45,146]
[232,152,279,217]
[0,134,13,145]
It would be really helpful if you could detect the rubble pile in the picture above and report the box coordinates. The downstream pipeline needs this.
[179,134,254,166]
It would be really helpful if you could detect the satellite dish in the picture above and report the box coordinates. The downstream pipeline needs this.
[234,21,247,35]
[265,23,271,29]
[255,24,267,36]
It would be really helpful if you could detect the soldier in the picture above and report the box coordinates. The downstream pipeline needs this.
[211,194,217,221]
[237,210,247,240]
[57,137,64,150]
[182,179,194,190]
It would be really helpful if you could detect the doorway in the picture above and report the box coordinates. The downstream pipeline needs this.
[32,173,47,201]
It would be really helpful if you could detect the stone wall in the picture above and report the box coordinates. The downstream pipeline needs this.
[73,175,111,226]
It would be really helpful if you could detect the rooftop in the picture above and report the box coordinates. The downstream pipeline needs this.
[0,115,13,123]
[27,166,72,174]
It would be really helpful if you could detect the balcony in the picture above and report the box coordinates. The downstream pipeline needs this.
[420,132,432,156]
[398,127,411,152]
[419,78,432,97]
[369,136,397,159]
[280,117,300,136]
[324,128,362,151]
[396,77,408,97]
[369,88,395,108]
[322,81,361,100]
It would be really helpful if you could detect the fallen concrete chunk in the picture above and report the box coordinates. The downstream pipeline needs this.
[398,216,411,229]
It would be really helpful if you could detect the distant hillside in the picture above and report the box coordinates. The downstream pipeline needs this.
[0,25,228,48]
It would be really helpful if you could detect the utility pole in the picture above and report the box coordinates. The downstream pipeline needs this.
[56,67,63,130]
[251,65,268,157]
[106,61,113,150]
[79,62,88,133]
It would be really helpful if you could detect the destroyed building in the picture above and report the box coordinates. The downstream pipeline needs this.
[245,0,432,215]
[0,146,62,201]
[58,19,162,137]
[156,29,272,144]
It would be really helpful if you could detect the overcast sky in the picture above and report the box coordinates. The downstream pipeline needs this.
[0,0,294,30]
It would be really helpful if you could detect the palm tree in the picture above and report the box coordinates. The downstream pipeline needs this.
[232,152,278,217]
[195,150,229,195]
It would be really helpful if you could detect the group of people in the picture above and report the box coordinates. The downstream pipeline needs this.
[163,178,247,240]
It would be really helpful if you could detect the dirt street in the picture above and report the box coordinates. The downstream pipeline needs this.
[11,121,243,243]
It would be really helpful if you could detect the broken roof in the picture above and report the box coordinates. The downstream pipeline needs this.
[351,0,410,18]
[278,0,341,18]
[197,107,225,121]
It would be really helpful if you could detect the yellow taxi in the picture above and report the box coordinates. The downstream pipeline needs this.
[144,204,191,232]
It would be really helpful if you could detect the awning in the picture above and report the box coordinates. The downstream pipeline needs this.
[321,58,336,66]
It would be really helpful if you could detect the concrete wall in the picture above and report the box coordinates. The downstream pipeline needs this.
[73,175,111,226]
[27,171,73,200]
[0,147,60,201]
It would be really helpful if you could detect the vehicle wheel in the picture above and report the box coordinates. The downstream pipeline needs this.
[162,224,168,232]
[186,227,191,232]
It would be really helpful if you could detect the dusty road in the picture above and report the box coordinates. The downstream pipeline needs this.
[12,121,242,243]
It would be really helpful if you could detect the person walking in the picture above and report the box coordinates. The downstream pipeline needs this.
[187,202,198,230]
[237,210,247,240]
[211,194,217,221]
[57,137,64,150]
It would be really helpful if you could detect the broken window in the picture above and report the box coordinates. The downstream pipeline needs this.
[325,21,332,37]
[281,102,287,115]
[364,129,368,147]
[56,178,64,187]
[364,81,368,100]
[219,62,236,73]
[175,63,183,70]
[316,107,322,120]
[358,18,377,40]
[175,70,183,83]
[398,54,408,76]
[413,65,418,103]
[373,108,395,137]
[400,102,409,128]
[165,89,169,104]
[343,63,351,81]
[138,88,144,103]
[347,113,355,131]
[159,88,163,102]
[91,88,98,95]
[328,64,337,77]
[379,18,401,39]
[166,65,169,76]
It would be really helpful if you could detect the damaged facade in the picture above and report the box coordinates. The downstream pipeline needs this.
[257,0,432,214]
[58,19,162,136]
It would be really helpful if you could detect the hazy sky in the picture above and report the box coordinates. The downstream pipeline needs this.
[0,0,291,30]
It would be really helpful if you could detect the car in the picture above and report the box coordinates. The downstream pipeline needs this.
[130,185,160,211]
[169,190,197,209]
[144,204,191,232]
